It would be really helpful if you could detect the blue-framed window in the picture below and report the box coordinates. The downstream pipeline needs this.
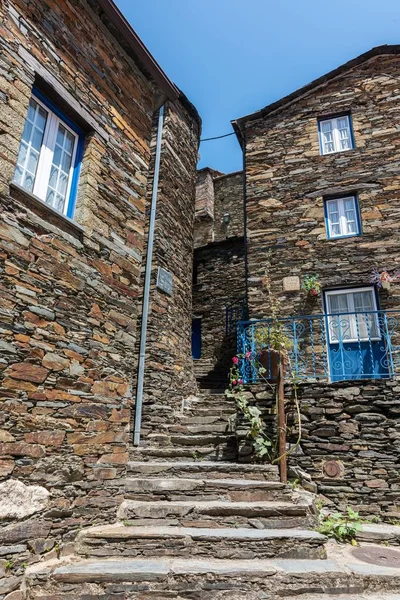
[13,87,84,219]
[318,114,354,155]
[324,195,361,239]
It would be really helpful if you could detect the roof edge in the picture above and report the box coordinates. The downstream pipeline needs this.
[232,44,400,144]
[96,0,179,102]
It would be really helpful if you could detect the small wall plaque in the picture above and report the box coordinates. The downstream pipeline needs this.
[156,267,173,296]
[282,276,300,292]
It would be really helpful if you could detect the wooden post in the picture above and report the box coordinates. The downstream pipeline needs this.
[278,358,287,484]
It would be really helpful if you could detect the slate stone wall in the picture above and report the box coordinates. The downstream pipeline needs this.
[138,97,201,440]
[242,54,400,319]
[193,171,245,385]
[0,0,200,588]
[242,378,400,518]
[193,239,246,385]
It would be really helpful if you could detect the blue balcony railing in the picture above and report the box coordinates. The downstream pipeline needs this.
[226,297,248,334]
[237,310,400,384]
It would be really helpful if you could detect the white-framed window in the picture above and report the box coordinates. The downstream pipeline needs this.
[325,287,380,344]
[325,195,360,238]
[319,115,353,155]
[13,94,80,216]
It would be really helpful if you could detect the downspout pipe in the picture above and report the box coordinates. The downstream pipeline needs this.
[242,127,249,318]
[134,104,165,446]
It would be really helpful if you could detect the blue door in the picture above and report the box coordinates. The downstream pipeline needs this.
[192,318,202,359]
[325,288,389,381]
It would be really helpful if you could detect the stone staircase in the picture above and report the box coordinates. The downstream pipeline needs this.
[134,392,238,461]
[22,391,400,599]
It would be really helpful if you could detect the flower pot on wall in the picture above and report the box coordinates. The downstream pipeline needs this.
[258,349,281,383]
[382,281,391,290]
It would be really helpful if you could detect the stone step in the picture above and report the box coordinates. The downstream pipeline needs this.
[182,407,236,419]
[127,460,280,481]
[187,399,234,410]
[130,444,238,461]
[164,422,235,435]
[117,498,315,529]
[178,414,234,425]
[281,596,400,600]
[25,554,400,598]
[184,395,234,407]
[145,433,237,447]
[76,524,327,560]
[121,476,291,501]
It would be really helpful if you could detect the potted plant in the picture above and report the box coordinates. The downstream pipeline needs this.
[254,322,291,382]
[302,274,321,297]
[370,268,399,291]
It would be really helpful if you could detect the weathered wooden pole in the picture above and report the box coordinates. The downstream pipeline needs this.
[278,357,287,484]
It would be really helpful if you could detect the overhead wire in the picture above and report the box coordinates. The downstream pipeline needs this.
[200,131,236,142]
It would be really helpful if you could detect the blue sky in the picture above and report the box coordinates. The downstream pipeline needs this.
[116,0,400,174]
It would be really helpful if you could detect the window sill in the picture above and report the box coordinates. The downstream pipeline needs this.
[320,148,355,157]
[9,182,85,241]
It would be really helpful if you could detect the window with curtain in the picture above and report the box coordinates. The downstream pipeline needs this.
[319,115,353,155]
[325,288,380,343]
[13,92,83,218]
[325,195,360,238]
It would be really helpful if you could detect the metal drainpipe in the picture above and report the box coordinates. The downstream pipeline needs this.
[242,126,249,317]
[134,104,165,446]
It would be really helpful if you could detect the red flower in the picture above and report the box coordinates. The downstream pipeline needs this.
[232,356,239,364]
[232,379,237,385]
[238,379,243,385]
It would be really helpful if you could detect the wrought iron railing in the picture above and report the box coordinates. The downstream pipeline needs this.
[237,310,400,384]
[226,297,248,334]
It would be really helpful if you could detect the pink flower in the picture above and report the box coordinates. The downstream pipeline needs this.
[245,351,252,360]
[232,380,237,385]
[232,356,239,365]
[238,379,243,385]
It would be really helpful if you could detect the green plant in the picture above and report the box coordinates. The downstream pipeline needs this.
[288,478,300,490]
[226,364,275,460]
[302,274,321,296]
[192,450,204,461]
[5,560,13,570]
[317,507,363,544]
[254,323,293,354]
[54,542,62,559]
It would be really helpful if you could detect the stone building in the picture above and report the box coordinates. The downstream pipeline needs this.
[2,2,400,593]
[231,45,400,513]
[0,0,200,591]
[192,168,246,388]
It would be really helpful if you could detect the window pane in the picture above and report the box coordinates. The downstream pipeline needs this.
[328,293,350,342]
[327,200,341,236]
[321,120,332,133]
[337,117,352,150]
[45,122,75,213]
[320,120,335,153]
[353,291,377,338]
[14,98,47,192]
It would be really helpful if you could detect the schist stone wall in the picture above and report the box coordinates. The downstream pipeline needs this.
[242,378,400,518]
[0,0,199,589]
[136,97,201,441]
[193,171,245,386]
[239,51,400,319]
